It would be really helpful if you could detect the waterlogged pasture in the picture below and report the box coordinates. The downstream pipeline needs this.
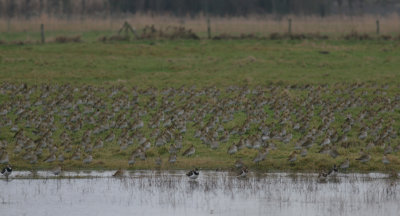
[1,171,399,216]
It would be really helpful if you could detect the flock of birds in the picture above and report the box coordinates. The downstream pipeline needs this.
[0,82,400,180]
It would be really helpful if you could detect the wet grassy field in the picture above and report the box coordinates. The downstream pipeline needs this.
[0,39,400,172]
[0,39,400,86]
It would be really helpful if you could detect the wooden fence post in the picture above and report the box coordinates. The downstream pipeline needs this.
[207,18,211,39]
[205,0,211,39]
[376,19,380,35]
[40,24,45,44]
[288,18,292,35]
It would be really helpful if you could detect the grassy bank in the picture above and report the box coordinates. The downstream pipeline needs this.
[0,39,400,173]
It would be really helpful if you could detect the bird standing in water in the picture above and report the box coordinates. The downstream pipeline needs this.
[318,171,329,182]
[112,169,124,177]
[237,167,248,178]
[52,165,62,176]
[186,168,199,180]
[1,164,12,179]
[328,164,338,177]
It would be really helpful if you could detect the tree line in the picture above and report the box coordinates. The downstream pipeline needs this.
[0,0,398,19]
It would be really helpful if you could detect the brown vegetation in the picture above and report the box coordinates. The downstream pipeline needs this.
[54,35,82,43]
[98,35,130,42]
[1,14,400,37]
[139,25,199,40]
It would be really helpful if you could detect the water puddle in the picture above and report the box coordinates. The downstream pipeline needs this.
[1,171,399,216]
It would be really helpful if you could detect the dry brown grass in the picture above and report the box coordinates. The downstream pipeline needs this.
[54,35,82,43]
[1,13,400,36]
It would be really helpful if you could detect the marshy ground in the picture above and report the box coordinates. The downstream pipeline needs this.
[0,39,400,172]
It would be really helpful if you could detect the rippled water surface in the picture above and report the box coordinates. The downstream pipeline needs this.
[1,171,399,216]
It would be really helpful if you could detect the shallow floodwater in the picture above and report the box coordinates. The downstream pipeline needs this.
[1,171,399,216]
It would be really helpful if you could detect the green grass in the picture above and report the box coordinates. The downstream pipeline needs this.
[0,39,399,87]
[1,39,400,173]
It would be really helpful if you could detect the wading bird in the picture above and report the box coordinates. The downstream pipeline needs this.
[1,164,12,179]
[237,167,248,178]
[186,168,199,180]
